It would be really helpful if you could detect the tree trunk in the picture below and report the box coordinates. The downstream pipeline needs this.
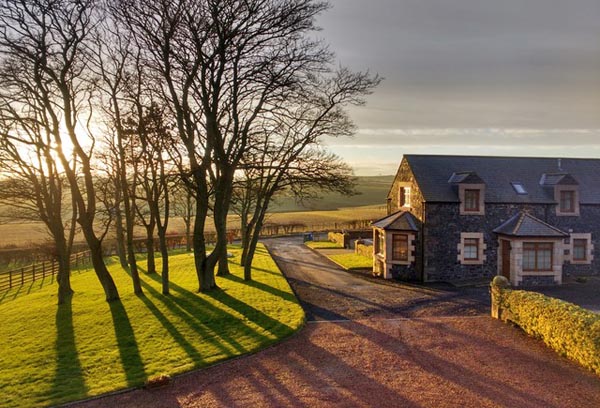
[54,232,73,305]
[145,233,156,274]
[213,168,234,277]
[114,199,128,268]
[244,206,268,281]
[193,185,216,291]
[80,224,120,301]
[158,227,169,295]
[185,192,192,252]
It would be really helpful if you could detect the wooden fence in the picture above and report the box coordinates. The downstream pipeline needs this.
[0,218,376,292]
[0,251,91,292]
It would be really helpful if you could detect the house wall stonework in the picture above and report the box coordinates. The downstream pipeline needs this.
[422,202,600,283]
[383,157,600,285]
[389,159,425,221]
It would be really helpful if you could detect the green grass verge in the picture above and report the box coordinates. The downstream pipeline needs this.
[304,241,343,249]
[0,244,304,408]
[326,253,372,270]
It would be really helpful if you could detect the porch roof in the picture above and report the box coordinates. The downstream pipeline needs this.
[372,210,418,231]
[493,212,568,238]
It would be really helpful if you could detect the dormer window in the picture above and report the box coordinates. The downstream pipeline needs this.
[399,187,411,208]
[555,187,579,216]
[464,189,480,212]
[459,184,485,215]
[451,172,485,216]
[559,190,575,213]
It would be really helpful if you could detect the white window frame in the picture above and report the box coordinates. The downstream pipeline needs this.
[457,232,486,265]
[569,233,593,264]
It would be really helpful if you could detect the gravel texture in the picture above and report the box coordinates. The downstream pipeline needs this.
[74,236,600,408]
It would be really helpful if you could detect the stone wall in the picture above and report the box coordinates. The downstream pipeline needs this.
[328,230,372,249]
[389,158,426,221]
[424,202,600,283]
[355,241,373,259]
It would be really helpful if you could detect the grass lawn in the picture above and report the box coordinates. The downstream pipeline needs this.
[0,244,304,408]
[327,253,373,270]
[304,241,343,249]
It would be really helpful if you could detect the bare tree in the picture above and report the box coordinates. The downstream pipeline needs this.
[112,0,216,291]
[92,25,144,294]
[0,0,119,301]
[0,117,78,304]
[235,68,380,279]
[113,0,340,288]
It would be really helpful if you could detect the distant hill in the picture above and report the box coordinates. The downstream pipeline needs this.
[269,175,394,212]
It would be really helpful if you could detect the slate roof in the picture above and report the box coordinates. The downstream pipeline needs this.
[403,155,600,204]
[372,210,418,231]
[493,212,568,237]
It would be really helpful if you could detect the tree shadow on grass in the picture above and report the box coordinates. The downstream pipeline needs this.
[221,274,297,304]
[50,297,88,403]
[140,275,260,355]
[203,285,295,334]
[137,293,204,364]
[108,300,147,386]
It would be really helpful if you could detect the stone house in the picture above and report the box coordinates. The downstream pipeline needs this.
[372,155,599,286]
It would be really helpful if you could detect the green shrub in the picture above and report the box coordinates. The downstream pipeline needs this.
[499,289,600,376]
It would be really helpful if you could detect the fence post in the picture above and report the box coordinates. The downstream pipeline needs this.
[42,262,46,279]
[52,259,56,277]
[32,264,36,282]
[21,267,24,285]
[9,270,12,289]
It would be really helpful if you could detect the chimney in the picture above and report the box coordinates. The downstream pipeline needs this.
[558,158,562,171]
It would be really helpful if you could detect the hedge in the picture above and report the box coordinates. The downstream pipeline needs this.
[498,288,600,376]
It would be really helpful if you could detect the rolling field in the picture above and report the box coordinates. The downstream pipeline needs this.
[0,176,392,249]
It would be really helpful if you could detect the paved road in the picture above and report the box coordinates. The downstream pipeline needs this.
[77,237,600,408]
[266,236,489,321]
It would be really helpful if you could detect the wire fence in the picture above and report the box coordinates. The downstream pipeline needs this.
[0,218,374,292]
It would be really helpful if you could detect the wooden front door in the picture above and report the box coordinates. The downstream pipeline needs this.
[501,240,511,279]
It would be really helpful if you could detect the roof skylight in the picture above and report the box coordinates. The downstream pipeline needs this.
[511,182,527,195]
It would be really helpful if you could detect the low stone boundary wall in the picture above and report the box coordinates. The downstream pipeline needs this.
[490,276,600,377]
[327,229,372,249]
[355,242,373,259]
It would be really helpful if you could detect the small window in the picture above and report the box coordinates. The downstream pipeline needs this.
[463,238,479,260]
[399,187,411,208]
[523,242,553,271]
[464,189,480,212]
[375,231,385,256]
[573,239,587,261]
[392,234,408,261]
[511,182,527,195]
[560,190,575,213]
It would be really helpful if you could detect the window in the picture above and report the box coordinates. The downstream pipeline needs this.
[458,232,485,264]
[573,239,587,261]
[511,182,527,195]
[463,238,479,260]
[523,242,553,271]
[399,187,411,208]
[392,234,408,261]
[464,189,480,212]
[375,231,385,256]
[559,190,575,213]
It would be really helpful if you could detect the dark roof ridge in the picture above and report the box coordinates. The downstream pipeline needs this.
[403,153,600,161]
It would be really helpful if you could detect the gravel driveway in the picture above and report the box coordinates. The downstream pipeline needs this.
[75,236,600,408]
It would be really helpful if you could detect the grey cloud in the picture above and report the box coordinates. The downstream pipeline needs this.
[318,0,600,128]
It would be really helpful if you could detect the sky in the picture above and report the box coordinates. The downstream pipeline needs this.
[316,0,600,175]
